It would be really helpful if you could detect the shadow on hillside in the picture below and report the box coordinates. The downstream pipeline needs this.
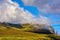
[25,29,54,34]
[0,23,23,28]
[46,35,60,40]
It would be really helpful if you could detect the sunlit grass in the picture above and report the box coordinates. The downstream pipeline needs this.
[0,24,60,40]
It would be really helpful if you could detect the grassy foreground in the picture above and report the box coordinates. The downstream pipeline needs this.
[0,24,60,40]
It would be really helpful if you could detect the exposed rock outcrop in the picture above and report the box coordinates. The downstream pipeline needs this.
[29,24,55,34]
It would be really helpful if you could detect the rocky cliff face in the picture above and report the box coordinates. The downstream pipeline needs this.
[30,24,55,34]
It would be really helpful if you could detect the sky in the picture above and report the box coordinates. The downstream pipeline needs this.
[0,0,60,35]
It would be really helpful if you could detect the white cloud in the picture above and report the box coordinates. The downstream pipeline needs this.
[32,16,51,25]
[22,0,60,14]
[22,0,34,6]
[0,0,34,24]
[0,0,50,25]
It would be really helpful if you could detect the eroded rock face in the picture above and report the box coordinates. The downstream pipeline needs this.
[30,24,55,34]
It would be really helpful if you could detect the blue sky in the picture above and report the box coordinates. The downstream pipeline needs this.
[12,0,39,16]
[12,0,60,35]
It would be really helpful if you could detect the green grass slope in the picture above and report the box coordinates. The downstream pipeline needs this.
[0,24,60,40]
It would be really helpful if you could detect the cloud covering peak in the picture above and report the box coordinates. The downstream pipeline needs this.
[0,0,50,25]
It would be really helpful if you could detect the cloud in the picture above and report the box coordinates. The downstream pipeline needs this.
[0,0,50,25]
[34,16,51,25]
[22,0,34,6]
[29,16,51,25]
[22,0,60,14]
[0,0,34,24]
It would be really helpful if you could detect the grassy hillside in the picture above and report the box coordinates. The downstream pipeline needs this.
[0,24,60,40]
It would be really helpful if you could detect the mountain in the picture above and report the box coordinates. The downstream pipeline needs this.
[0,23,60,40]
[24,24,55,34]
